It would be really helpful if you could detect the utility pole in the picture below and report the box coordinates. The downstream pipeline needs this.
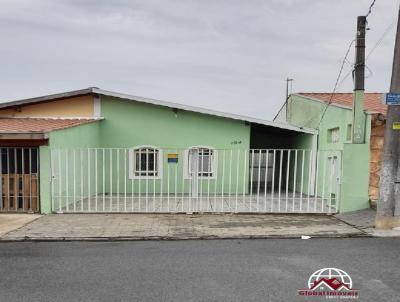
[352,16,367,144]
[376,5,400,229]
[285,78,294,101]
[285,78,293,122]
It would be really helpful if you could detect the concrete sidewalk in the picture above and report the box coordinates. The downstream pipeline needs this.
[0,214,41,237]
[1,214,365,241]
[334,208,400,237]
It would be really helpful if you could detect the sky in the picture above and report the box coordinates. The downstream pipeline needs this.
[0,0,399,120]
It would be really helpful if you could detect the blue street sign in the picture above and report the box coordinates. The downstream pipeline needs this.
[384,93,400,105]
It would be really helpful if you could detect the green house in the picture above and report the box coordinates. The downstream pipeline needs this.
[275,92,386,212]
[0,88,349,215]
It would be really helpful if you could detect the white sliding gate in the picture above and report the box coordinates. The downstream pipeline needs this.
[50,148,340,214]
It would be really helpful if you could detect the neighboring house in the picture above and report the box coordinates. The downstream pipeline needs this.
[1,88,327,215]
[275,92,386,209]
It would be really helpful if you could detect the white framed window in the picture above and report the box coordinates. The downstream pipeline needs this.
[328,127,340,143]
[184,146,217,179]
[129,145,163,179]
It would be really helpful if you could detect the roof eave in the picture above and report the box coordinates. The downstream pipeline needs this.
[293,93,387,116]
[94,89,317,135]
[0,87,96,110]
[0,118,103,136]
[0,132,48,140]
[292,93,354,111]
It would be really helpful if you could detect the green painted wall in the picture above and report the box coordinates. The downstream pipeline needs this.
[49,121,100,148]
[41,97,252,212]
[287,95,371,151]
[39,122,101,213]
[39,146,51,214]
[287,96,325,129]
[99,96,250,149]
[286,95,372,212]
[340,143,370,211]
[95,96,251,196]
[289,134,315,195]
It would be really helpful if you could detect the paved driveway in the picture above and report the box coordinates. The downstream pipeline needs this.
[2,214,363,240]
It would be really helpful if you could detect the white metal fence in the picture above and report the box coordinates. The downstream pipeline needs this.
[50,148,341,214]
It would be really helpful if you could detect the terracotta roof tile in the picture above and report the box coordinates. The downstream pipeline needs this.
[298,92,387,115]
[0,118,100,133]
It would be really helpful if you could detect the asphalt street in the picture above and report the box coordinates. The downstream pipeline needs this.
[0,238,399,302]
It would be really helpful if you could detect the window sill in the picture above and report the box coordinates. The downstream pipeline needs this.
[129,176,162,180]
[184,176,217,180]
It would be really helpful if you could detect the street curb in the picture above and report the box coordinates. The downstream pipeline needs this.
[0,232,370,242]
[332,215,373,236]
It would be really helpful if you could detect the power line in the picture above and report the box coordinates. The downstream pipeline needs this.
[337,17,397,89]
[315,39,355,129]
[337,69,353,89]
[365,64,374,78]
[309,1,379,129]
[366,18,397,60]
[298,0,380,129]
[365,0,377,19]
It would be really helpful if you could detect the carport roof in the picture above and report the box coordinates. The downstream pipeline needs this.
[0,88,316,134]
[0,117,101,134]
